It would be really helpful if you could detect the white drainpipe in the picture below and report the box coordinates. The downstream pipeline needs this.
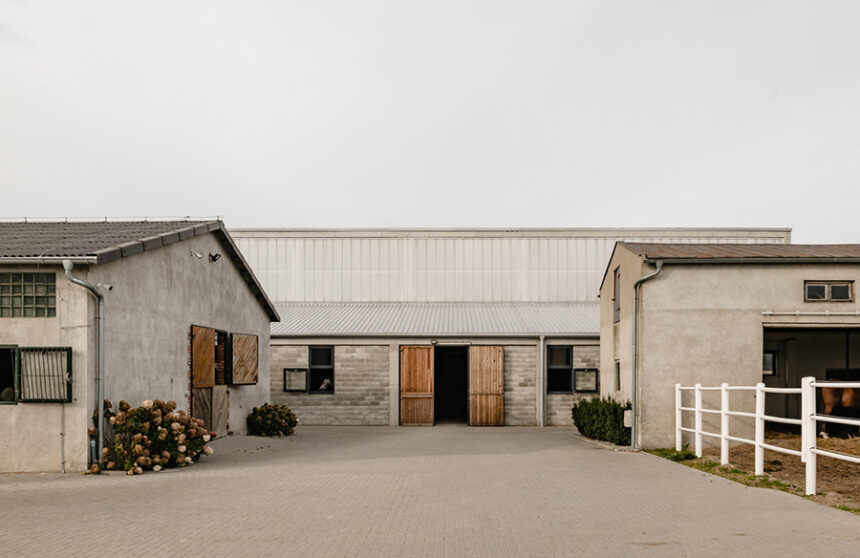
[631,260,663,449]
[63,260,105,465]
[538,335,546,427]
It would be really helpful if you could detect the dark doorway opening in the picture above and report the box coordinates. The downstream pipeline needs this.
[0,347,15,402]
[435,346,468,422]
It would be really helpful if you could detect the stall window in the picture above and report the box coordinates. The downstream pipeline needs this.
[547,346,572,393]
[309,346,334,393]
[805,281,854,302]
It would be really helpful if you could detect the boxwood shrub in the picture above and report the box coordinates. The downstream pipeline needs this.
[571,397,631,446]
[247,403,298,437]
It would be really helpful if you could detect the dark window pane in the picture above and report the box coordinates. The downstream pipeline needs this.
[763,353,775,375]
[547,369,572,392]
[310,347,333,366]
[548,346,571,367]
[309,369,334,392]
[806,284,826,300]
[574,369,598,392]
[830,284,851,301]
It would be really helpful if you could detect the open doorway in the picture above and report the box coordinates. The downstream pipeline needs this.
[435,346,468,423]
[0,347,14,402]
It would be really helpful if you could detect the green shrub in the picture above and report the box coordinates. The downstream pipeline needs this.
[571,397,631,445]
[247,403,298,437]
[94,399,216,474]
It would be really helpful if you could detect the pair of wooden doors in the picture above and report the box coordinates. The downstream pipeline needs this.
[399,345,504,426]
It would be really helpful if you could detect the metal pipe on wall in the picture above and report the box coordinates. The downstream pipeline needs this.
[538,335,546,427]
[631,261,663,449]
[63,260,105,467]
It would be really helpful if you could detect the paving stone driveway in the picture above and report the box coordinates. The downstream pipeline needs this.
[1,426,858,557]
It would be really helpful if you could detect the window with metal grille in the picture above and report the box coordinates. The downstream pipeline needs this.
[0,347,71,403]
[573,368,599,392]
[283,368,308,391]
[0,273,57,318]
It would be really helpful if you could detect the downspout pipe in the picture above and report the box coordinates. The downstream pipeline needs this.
[538,335,546,427]
[63,260,105,466]
[631,260,663,450]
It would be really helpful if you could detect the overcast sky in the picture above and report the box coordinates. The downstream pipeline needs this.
[2,1,859,242]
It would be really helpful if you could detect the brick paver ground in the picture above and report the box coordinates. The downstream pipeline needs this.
[1,426,858,557]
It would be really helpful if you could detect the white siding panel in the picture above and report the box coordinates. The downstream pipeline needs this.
[231,230,789,303]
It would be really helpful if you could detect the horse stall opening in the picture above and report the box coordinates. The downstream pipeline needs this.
[434,346,469,423]
[763,327,860,433]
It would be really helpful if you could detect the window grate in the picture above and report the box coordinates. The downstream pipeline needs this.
[18,347,72,402]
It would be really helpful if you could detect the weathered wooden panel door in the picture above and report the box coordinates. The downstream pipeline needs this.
[469,346,504,426]
[191,326,216,429]
[400,346,434,425]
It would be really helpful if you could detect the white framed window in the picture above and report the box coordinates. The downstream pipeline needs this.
[804,281,854,302]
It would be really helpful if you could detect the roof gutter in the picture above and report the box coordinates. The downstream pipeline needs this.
[269,332,600,339]
[62,260,105,467]
[0,256,98,265]
[631,260,663,450]
[645,257,860,265]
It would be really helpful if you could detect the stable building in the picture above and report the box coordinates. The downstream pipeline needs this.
[232,228,790,427]
[600,242,860,449]
[0,221,279,472]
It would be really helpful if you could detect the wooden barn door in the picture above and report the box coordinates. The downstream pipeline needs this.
[400,346,434,425]
[469,345,504,426]
[191,326,216,430]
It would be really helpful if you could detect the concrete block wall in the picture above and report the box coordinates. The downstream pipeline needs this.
[271,344,389,425]
[546,345,600,426]
[504,346,537,426]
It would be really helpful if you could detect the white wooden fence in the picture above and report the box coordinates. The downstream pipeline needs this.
[675,377,860,495]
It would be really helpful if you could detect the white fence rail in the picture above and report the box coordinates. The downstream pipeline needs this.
[675,377,860,495]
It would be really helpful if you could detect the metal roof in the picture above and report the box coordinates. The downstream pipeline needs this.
[0,220,279,321]
[271,301,599,337]
[621,242,860,260]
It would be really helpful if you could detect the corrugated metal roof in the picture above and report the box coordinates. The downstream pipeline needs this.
[621,243,860,260]
[271,302,599,337]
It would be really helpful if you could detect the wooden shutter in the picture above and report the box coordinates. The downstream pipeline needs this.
[211,385,228,435]
[191,388,212,429]
[469,345,504,426]
[232,333,259,385]
[191,326,215,388]
[400,346,434,425]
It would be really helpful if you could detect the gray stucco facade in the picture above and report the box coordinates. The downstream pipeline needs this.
[600,242,860,449]
[0,223,276,473]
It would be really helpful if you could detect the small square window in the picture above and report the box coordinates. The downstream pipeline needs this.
[574,369,598,392]
[0,273,56,318]
[830,284,852,301]
[805,283,826,300]
[548,346,571,367]
[283,368,308,392]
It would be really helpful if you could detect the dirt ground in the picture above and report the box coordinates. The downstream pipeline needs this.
[702,432,860,510]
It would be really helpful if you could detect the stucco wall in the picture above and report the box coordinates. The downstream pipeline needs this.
[270,344,390,425]
[0,266,92,473]
[615,256,860,449]
[87,233,272,436]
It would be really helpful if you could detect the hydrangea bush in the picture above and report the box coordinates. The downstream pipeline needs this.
[93,399,215,474]
[247,403,298,437]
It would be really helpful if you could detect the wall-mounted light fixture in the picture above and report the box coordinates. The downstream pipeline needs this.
[209,253,222,263]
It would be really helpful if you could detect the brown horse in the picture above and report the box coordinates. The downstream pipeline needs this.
[821,386,860,436]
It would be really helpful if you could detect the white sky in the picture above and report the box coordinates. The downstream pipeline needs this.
[2,1,859,242]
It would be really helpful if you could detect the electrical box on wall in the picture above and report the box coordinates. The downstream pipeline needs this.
[623,410,633,428]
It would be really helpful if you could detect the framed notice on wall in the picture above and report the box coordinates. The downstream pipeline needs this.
[284,368,308,392]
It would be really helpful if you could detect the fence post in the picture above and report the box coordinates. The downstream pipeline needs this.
[754,382,765,476]
[802,376,816,496]
[675,383,682,452]
[720,383,729,465]
[694,383,703,458]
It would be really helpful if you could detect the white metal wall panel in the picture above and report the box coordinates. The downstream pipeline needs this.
[232,229,790,303]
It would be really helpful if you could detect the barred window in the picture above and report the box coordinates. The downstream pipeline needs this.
[0,273,57,318]
[0,346,72,403]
